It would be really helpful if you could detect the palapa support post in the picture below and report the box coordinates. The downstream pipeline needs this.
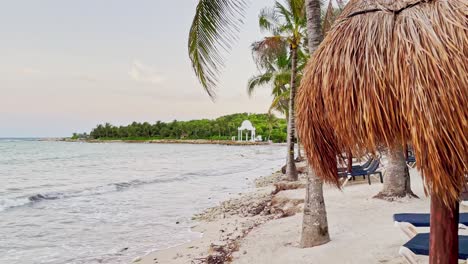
[429,196,459,264]
[346,150,353,174]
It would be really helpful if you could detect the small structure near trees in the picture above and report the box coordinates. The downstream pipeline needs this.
[237,120,256,142]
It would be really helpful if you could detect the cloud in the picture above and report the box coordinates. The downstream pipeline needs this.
[18,67,42,75]
[129,60,164,84]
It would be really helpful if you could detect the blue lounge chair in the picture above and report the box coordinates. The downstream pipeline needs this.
[394,213,468,227]
[406,154,416,168]
[399,233,468,264]
[350,159,383,185]
[338,159,383,185]
[338,157,374,173]
[394,213,468,238]
[352,157,374,170]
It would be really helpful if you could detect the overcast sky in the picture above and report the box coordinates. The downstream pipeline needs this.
[0,0,274,137]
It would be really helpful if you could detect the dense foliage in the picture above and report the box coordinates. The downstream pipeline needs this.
[75,113,287,142]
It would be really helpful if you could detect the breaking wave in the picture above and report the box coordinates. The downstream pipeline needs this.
[0,176,188,212]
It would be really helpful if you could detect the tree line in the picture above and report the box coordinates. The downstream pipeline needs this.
[73,113,287,143]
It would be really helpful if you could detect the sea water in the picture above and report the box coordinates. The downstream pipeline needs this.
[0,139,285,264]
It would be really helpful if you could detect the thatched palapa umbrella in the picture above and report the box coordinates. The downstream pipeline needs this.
[296,0,467,262]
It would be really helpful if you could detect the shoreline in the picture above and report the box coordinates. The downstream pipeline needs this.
[136,160,466,264]
[44,138,275,146]
[136,169,304,264]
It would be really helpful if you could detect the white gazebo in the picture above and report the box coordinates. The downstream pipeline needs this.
[238,120,256,141]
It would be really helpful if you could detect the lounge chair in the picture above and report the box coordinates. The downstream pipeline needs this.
[337,157,374,173]
[394,213,468,238]
[406,154,416,168]
[339,159,383,186]
[399,233,468,264]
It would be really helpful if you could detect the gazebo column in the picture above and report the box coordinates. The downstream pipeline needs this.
[429,196,459,264]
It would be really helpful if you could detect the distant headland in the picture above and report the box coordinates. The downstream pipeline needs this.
[68,113,287,144]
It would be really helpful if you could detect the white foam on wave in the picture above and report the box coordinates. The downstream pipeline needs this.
[0,197,31,212]
[0,176,192,213]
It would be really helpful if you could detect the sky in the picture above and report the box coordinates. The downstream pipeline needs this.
[0,0,274,137]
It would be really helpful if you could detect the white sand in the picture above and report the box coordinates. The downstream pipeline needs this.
[139,169,467,264]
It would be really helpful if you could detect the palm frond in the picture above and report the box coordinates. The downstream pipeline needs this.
[188,0,249,98]
[269,89,290,114]
[275,2,293,28]
[287,0,306,25]
[273,70,292,87]
[322,0,335,35]
[247,73,274,96]
[259,7,281,33]
[251,36,287,69]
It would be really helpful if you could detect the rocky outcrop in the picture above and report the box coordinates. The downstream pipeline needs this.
[281,164,307,174]
[272,181,306,195]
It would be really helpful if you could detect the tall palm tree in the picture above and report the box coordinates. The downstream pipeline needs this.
[188,0,329,245]
[248,35,309,147]
[254,0,307,181]
[299,0,331,248]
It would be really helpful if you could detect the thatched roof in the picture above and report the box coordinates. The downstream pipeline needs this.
[296,0,467,205]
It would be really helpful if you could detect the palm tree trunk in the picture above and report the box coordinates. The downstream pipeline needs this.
[297,137,303,161]
[300,0,330,248]
[374,145,418,200]
[301,169,330,247]
[285,45,298,181]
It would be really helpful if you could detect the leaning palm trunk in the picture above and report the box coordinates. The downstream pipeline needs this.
[300,0,330,248]
[374,146,418,200]
[285,45,299,181]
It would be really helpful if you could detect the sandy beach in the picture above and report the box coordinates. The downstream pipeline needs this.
[137,162,468,264]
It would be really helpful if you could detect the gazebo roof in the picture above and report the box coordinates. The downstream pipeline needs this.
[239,120,255,131]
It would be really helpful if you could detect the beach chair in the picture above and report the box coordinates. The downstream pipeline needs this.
[399,233,468,264]
[406,156,416,168]
[350,159,383,185]
[338,159,383,186]
[338,157,374,172]
[406,149,416,168]
[393,213,468,238]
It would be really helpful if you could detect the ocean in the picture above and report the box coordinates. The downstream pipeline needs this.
[0,139,285,264]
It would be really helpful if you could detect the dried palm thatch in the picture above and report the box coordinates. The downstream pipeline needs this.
[296,0,468,206]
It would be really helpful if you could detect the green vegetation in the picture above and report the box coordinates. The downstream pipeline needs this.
[77,113,287,143]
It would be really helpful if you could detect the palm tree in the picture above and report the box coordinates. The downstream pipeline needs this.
[299,0,331,248]
[374,145,418,200]
[253,0,307,181]
[248,32,310,151]
[247,42,292,116]
[188,0,330,246]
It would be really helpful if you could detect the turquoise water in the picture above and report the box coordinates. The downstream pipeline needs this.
[0,140,284,264]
